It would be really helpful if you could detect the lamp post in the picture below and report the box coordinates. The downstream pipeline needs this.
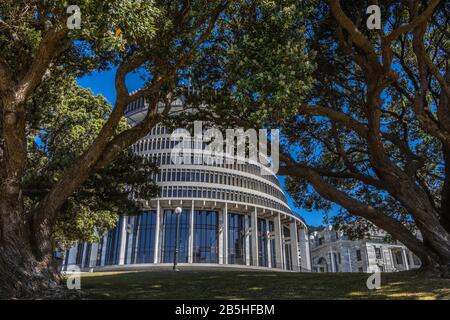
[173,207,182,271]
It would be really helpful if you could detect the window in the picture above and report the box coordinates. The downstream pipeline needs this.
[375,247,382,260]
[258,219,269,267]
[356,249,362,261]
[193,210,219,263]
[128,211,156,264]
[161,209,189,263]
[394,251,403,264]
[105,218,123,265]
[75,243,84,266]
[228,213,246,265]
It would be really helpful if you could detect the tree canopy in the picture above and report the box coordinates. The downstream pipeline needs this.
[182,0,450,274]
[0,0,230,298]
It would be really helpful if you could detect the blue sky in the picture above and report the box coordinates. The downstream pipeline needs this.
[77,70,327,227]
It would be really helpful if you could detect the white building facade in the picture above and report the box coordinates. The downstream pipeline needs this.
[63,97,311,272]
[309,227,421,273]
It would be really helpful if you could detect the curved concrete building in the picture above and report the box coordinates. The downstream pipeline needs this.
[63,97,311,272]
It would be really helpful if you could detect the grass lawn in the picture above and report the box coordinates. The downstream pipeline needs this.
[78,270,450,300]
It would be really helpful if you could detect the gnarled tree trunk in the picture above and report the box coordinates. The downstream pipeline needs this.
[0,227,60,299]
[0,93,60,298]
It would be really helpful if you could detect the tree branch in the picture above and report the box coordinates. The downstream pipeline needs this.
[328,0,379,68]
[284,163,432,261]
[384,0,442,43]
[16,25,69,100]
[298,104,368,138]
[278,150,385,191]
[33,1,230,237]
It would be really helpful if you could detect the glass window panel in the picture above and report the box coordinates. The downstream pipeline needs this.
[193,210,219,263]
[104,218,123,265]
[161,209,189,263]
[228,213,246,265]
[258,219,268,267]
[129,211,157,264]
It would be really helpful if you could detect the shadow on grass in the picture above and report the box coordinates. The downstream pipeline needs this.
[78,271,450,300]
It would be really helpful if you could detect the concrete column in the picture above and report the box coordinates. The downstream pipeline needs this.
[402,248,410,270]
[89,243,98,269]
[408,252,415,268]
[100,234,107,266]
[330,246,336,272]
[218,210,224,264]
[153,200,161,264]
[290,222,300,271]
[219,203,228,264]
[188,201,195,263]
[80,243,87,267]
[68,245,78,266]
[298,227,311,271]
[251,207,259,267]
[266,219,272,268]
[347,247,352,272]
[245,215,251,266]
[118,216,127,265]
[223,203,228,265]
[274,213,283,269]
[125,216,135,264]
[389,248,397,271]
[281,233,286,269]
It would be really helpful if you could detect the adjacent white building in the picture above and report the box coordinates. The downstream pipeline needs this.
[309,226,421,273]
[62,97,311,272]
